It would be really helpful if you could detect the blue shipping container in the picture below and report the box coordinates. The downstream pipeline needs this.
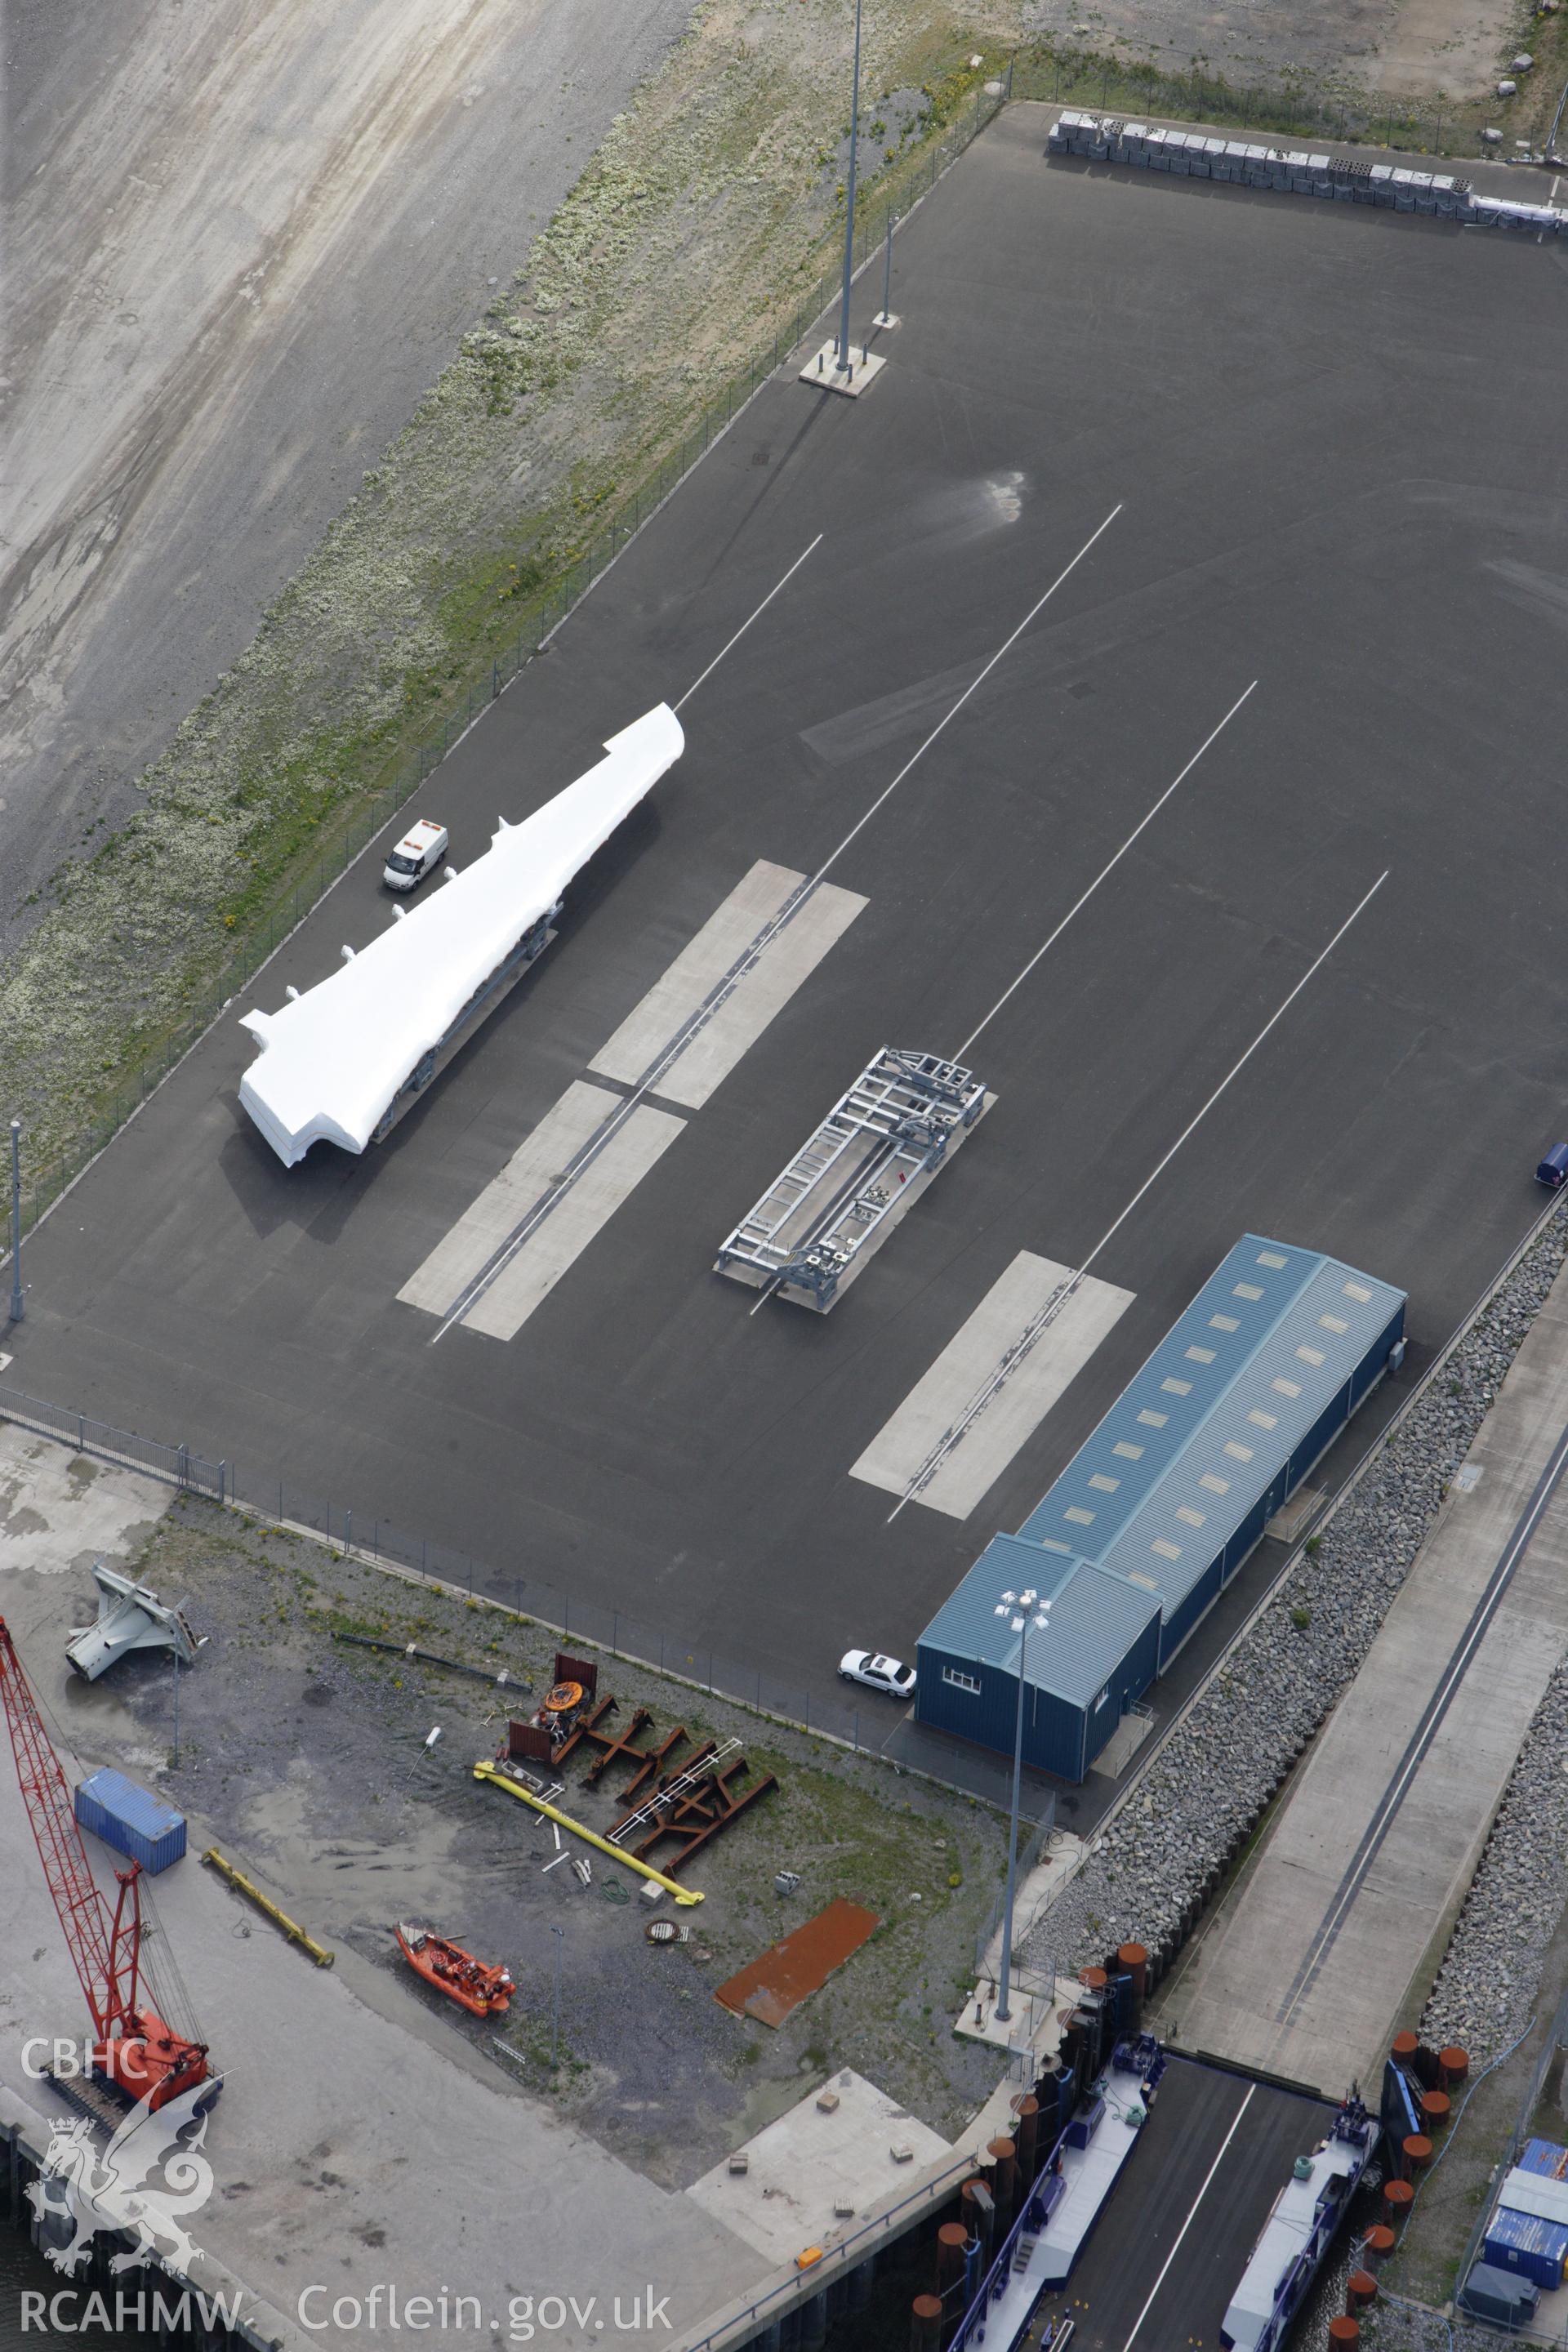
[74,1768,186,1876]
[1521,2139,1568,2180]
[1484,2207,1568,2292]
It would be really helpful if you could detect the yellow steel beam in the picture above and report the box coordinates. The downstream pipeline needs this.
[203,1848,336,1966]
[472,1760,704,1905]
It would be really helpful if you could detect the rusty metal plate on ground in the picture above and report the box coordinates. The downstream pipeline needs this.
[713,1899,880,2028]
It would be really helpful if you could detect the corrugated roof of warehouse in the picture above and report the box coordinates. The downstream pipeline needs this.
[1018,1236,1406,1619]
[920,1532,1161,1708]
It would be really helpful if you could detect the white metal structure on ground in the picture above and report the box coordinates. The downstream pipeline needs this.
[238,705,684,1165]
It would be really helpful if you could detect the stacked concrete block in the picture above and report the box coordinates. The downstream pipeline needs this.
[1046,108,1565,237]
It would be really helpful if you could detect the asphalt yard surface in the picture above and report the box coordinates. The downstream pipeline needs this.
[1039,2055,1335,2351]
[10,104,1568,1817]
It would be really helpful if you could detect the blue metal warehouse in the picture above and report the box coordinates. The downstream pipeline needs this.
[915,1236,1407,1780]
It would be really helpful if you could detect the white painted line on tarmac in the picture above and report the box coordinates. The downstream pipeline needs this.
[1120,2083,1256,2352]
[461,1102,687,1341]
[954,679,1258,1062]
[885,873,1388,1520]
[590,861,866,1107]
[808,503,1124,894]
[1071,870,1389,1291]
[398,1083,614,1316]
[852,1254,1134,1517]
[653,883,865,1107]
[430,512,1121,1343]
[674,537,824,712]
[590,862,805,1087]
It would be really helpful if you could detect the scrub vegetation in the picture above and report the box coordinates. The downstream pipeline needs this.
[106,1494,1011,2172]
[2,0,1551,1203]
[0,0,1019,1187]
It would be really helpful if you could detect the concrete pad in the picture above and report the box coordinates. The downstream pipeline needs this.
[0,1554,766,2352]
[0,1420,168,1579]
[1089,1707,1155,1780]
[461,1102,687,1339]
[588,859,803,1090]
[849,1254,1135,1517]
[1266,1486,1326,1544]
[396,1079,611,1317]
[684,2069,948,2265]
[797,340,887,398]
[643,882,866,1111]
[1164,1258,1568,2092]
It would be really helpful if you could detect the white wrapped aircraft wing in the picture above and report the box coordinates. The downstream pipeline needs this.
[238,703,684,1166]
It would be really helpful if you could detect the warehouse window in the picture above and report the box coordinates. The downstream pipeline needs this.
[1298,1345,1325,1366]
[1209,1313,1240,1333]
[1343,1281,1372,1303]
[1235,1279,1266,1298]
[1137,1409,1167,1428]
[1163,1377,1192,1396]
[1186,1345,1216,1365]
[1320,1313,1349,1334]
[942,1668,980,1695]
[1114,1440,1145,1460]
[1256,1251,1288,1269]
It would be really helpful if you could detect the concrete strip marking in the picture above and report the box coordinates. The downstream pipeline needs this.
[461,1101,687,1340]
[397,1081,613,1316]
[589,861,804,1090]
[652,880,866,1108]
[852,1253,1135,1519]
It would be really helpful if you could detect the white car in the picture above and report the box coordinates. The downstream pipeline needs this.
[839,1650,916,1699]
[382,817,449,892]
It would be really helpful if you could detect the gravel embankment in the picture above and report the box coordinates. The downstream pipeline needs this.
[1027,1206,1568,1976]
[1419,1655,1568,2065]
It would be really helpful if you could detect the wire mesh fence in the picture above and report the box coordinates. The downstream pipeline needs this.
[3,80,1009,1256]
[242,1472,906,1753]
[0,1382,228,1499]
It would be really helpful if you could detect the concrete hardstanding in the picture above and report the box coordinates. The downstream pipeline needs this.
[4,105,1567,1820]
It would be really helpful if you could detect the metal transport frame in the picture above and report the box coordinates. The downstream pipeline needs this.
[714,1046,991,1311]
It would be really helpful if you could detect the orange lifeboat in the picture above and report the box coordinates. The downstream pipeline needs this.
[394,1922,514,2017]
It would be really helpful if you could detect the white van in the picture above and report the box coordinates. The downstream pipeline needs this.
[382,818,449,893]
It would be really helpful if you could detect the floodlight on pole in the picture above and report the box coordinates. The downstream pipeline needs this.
[992,1587,1050,2025]
[834,0,865,377]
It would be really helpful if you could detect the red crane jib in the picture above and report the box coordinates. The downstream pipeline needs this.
[0,1616,209,2109]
